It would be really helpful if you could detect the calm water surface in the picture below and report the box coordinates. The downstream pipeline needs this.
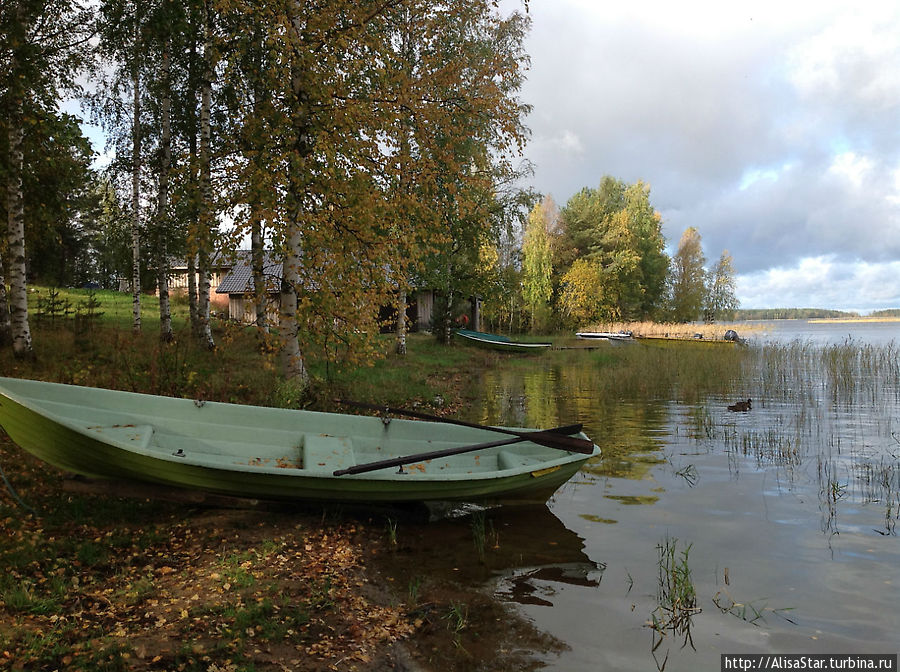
[458,322,900,670]
[745,318,899,345]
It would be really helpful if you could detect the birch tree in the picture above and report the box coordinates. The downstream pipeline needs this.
[704,250,739,322]
[194,0,215,350]
[129,9,142,333]
[522,198,553,331]
[6,73,30,356]
[216,1,416,383]
[0,247,9,346]
[669,226,707,322]
[408,1,532,344]
[92,0,151,333]
[154,31,173,342]
[217,3,281,338]
[209,0,530,381]
[1,0,93,357]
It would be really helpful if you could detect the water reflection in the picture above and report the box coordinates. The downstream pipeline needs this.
[384,504,599,586]
[494,564,604,608]
[463,343,900,671]
[476,365,671,480]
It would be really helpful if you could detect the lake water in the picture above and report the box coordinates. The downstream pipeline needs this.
[743,318,899,346]
[453,321,900,670]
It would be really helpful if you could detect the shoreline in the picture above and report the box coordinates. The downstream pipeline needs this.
[808,317,900,324]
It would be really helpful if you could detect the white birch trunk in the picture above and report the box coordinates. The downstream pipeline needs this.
[250,214,267,333]
[279,228,308,385]
[187,252,198,332]
[7,94,33,359]
[131,19,142,334]
[278,6,310,385]
[443,287,454,345]
[0,250,10,346]
[196,8,215,350]
[156,46,173,342]
[186,27,199,336]
[395,288,407,355]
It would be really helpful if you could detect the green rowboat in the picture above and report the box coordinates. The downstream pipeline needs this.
[0,377,598,504]
[454,329,552,353]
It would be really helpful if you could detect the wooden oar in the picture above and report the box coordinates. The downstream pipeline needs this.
[337,399,594,454]
[333,424,591,477]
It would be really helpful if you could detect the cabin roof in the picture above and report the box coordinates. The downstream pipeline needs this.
[215,251,282,295]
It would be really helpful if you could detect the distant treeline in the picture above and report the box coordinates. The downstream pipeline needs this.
[735,308,861,320]
[870,309,900,318]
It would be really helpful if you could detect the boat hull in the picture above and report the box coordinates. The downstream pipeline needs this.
[454,329,552,353]
[0,377,597,505]
[575,331,634,341]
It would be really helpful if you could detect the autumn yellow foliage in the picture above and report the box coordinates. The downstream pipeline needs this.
[559,258,615,326]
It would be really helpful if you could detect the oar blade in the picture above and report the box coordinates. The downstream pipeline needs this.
[520,428,594,454]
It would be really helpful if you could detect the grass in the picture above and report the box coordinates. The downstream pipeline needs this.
[470,511,498,562]
[4,286,495,413]
[542,336,750,404]
[649,536,699,661]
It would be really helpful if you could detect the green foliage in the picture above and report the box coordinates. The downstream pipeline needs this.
[35,288,73,323]
[522,198,554,331]
[703,250,739,322]
[1,110,99,287]
[558,257,610,326]
[554,177,668,323]
[668,227,707,322]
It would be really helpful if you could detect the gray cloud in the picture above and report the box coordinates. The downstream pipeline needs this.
[513,0,900,309]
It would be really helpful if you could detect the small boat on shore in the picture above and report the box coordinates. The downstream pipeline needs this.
[454,329,552,353]
[0,377,598,505]
[575,331,634,343]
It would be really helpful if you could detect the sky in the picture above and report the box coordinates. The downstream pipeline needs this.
[507,0,900,312]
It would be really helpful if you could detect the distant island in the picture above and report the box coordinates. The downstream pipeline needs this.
[736,308,900,320]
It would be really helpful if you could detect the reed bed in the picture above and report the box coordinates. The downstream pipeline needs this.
[549,337,900,538]
[554,334,900,410]
[581,321,763,341]
[743,339,900,409]
[549,339,749,405]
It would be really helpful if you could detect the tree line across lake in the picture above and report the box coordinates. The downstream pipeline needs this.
[1,0,737,385]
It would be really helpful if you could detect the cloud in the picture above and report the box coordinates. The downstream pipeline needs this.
[738,257,900,312]
[513,0,900,309]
